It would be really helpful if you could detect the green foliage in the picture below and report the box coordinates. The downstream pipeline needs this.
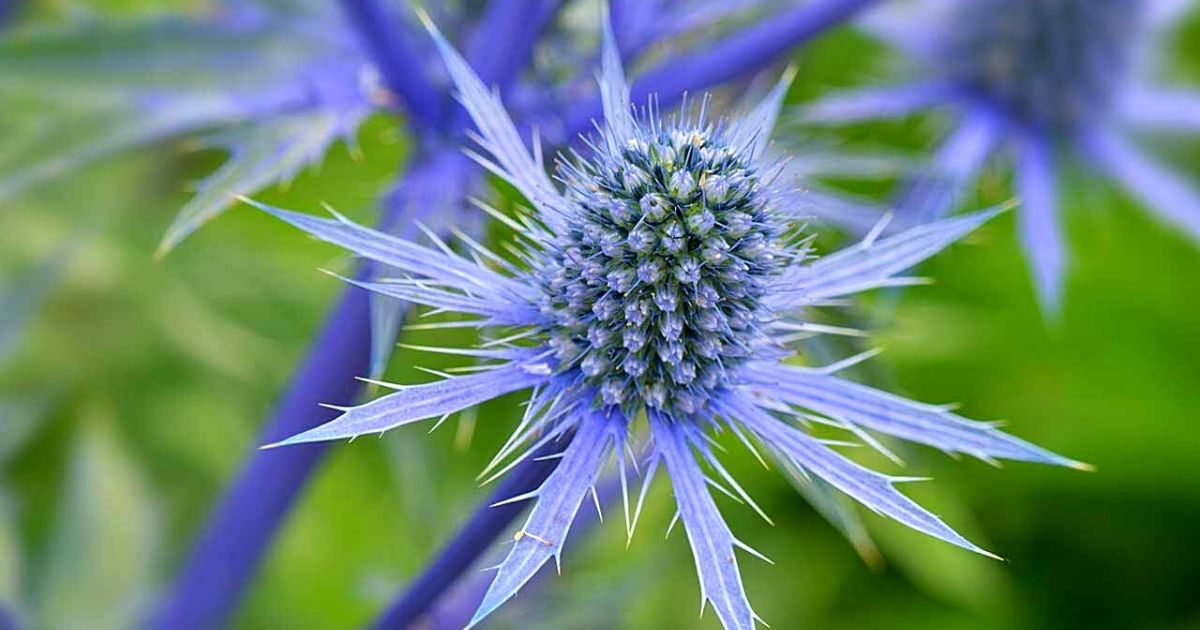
[0,4,1197,630]
[32,417,158,630]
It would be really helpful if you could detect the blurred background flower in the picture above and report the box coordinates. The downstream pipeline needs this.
[799,0,1200,315]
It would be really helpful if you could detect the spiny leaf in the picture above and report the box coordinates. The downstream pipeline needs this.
[32,418,158,630]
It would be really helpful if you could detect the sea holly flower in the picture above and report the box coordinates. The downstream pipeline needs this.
[802,0,1200,314]
[246,15,1085,629]
[49,1,889,626]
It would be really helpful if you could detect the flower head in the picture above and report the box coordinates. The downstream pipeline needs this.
[546,110,787,416]
[249,13,1084,629]
[804,0,1200,315]
[939,0,1141,129]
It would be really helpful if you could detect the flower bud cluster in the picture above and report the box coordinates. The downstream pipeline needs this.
[541,126,781,415]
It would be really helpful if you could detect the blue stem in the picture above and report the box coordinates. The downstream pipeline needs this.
[0,0,18,28]
[0,604,20,630]
[338,0,446,130]
[465,0,564,92]
[369,435,573,630]
[609,0,661,58]
[564,0,881,137]
[448,0,565,132]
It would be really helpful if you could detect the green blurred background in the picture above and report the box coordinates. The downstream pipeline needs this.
[2,3,1199,629]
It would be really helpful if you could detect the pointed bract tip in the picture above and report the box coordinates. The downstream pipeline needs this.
[1033,447,1093,472]
[235,195,285,218]
[780,64,800,86]
[354,375,405,390]
[152,241,172,264]
[1068,460,1097,473]
[316,268,349,282]
[975,204,1009,224]
[889,475,933,484]
[468,595,509,630]
[318,201,349,221]
[976,546,1005,562]
[414,7,436,33]
[854,539,886,572]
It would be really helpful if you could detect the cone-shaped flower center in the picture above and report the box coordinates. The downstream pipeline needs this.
[943,0,1141,128]
[541,127,782,415]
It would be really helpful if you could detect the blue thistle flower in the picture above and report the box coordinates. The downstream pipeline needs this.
[803,0,1200,314]
[247,13,1086,630]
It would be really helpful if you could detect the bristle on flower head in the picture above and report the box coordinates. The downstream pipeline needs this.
[543,115,784,416]
[941,0,1143,128]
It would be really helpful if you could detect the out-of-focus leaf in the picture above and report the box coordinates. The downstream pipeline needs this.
[0,94,262,203]
[0,397,53,466]
[0,1,367,203]
[150,282,279,378]
[0,6,340,97]
[157,107,366,255]
[0,242,70,364]
[32,416,158,630]
[0,491,19,613]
